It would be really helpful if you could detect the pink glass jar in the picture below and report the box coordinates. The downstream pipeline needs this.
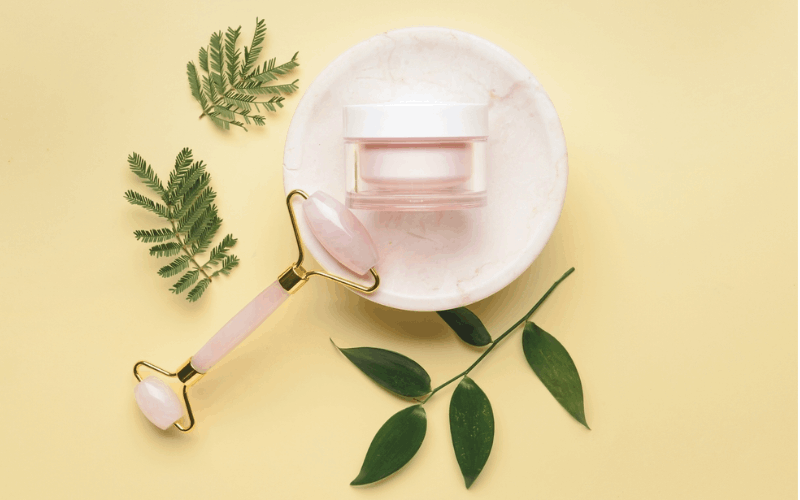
[344,104,488,211]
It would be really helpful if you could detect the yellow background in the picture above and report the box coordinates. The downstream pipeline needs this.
[1,0,796,498]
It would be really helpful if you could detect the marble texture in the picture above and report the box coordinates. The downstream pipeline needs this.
[303,191,379,275]
[133,376,183,430]
[283,27,567,311]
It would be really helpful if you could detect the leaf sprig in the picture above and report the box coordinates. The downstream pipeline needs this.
[124,148,239,301]
[187,18,300,131]
[335,268,587,488]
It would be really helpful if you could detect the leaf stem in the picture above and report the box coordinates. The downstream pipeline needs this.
[420,267,575,404]
[169,219,212,281]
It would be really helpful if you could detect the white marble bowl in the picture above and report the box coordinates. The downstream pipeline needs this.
[283,27,567,311]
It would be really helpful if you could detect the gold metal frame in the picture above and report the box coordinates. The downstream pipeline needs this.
[133,360,195,432]
[132,190,380,432]
[281,189,380,294]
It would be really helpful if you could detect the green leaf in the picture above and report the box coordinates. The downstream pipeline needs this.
[149,242,181,258]
[206,233,237,265]
[189,18,298,131]
[437,308,492,346]
[450,376,494,489]
[187,62,208,115]
[171,269,199,294]
[198,47,209,72]
[241,18,266,76]
[124,190,170,218]
[351,405,427,486]
[127,152,166,198]
[133,227,174,243]
[234,80,299,95]
[157,255,191,278]
[522,322,589,429]
[187,278,211,302]
[211,254,239,277]
[224,26,241,86]
[333,343,431,398]
[208,30,225,95]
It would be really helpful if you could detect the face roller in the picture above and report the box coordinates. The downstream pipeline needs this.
[132,190,380,431]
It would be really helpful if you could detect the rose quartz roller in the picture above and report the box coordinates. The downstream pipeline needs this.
[132,190,379,431]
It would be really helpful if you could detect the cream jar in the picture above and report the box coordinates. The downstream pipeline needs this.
[344,103,488,211]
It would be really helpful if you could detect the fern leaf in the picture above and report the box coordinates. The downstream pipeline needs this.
[234,80,299,95]
[187,62,209,115]
[171,270,199,294]
[149,242,182,258]
[157,255,191,278]
[128,153,166,198]
[177,187,216,233]
[225,26,241,86]
[192,213,222,254]
[167,147,193,202]
[187,278,211,302]
[133,227,174,243]
[209,31,226,95]
[243,52,299,84]
[206,233,238,266]
[212,254,240,277]
[124,190,170,218]
[208,111,247,131]
[241,18,266,76]
[213,104,236,121]
[184,205,217,247]
[199,47,209,72]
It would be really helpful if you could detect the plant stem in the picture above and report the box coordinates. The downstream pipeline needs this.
[169,220,212,281]
[420,267,575,404]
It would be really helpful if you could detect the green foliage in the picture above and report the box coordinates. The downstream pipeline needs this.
[339,268,584,488]
[332,342,432,398]
[188,18,299,131]
[450,377,494,489]
[437,308,492,346]
[350,406,427,486]
[124,149,240,302]
[522,322,589,429]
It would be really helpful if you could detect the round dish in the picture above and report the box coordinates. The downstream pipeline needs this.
[283,27,567,311]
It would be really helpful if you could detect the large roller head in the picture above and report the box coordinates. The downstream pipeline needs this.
[302,191,379,275]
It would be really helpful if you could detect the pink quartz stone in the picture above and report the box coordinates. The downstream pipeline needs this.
[302,191,379,275]
[191,280,289,373]
[134,376,184,430]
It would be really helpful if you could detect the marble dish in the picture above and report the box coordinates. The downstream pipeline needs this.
[283,27,567,311]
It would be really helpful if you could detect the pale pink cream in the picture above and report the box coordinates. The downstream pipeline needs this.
[191,280,289,373]
[303,191,379,275]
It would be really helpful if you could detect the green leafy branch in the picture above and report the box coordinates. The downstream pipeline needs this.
[187,18,300,131]
[334,268,588,488]
[124,148,239,302]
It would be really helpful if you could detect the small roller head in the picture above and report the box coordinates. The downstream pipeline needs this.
[303,191,379,275]
[134,376,184,430]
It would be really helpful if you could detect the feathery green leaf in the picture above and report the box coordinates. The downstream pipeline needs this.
[171,270,199,294]
[187,278,211,302]
[188,18,298,131]
[149,242,181,258]
[123,190,170,218]
[198,47,209,72]
[211,255,239,277]
[125,150,240,301]
[133,227,174,243]
[241,18,266,76]
[157,255,191,278]
[128,153,166,198]
[225,26,242,86]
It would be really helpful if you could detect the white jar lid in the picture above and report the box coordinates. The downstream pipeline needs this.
[344,103,488,139]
